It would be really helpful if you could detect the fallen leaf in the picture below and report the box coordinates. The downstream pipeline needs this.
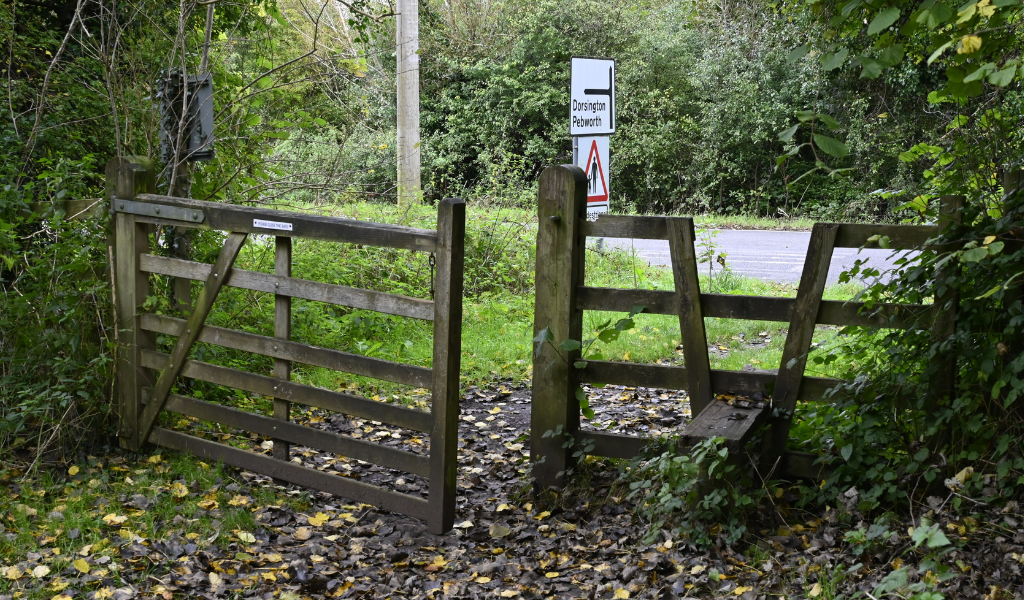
[490,524,512,538]
[307,512,329,527]
[691,565,706,575]
[545,572,559,578]
[809,582,822,597]
[32,565,50,578]
[457,520,473,528]
[293,527,312,540]
[228,495,250,507]
[734,586,752,595]
[67,466,79,476]
[171,482,188,498]
[102,513,127,526]
[197,499,218,510]
[499,591,519,598]
[476,576,492,583]
[614,589,630,599]
[209,572,222,586]
[237,531,256,543]
[534,511,551,520]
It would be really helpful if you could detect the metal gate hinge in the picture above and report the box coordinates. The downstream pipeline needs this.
[114,198,205,223]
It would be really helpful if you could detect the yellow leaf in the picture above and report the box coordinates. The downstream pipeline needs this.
[33,565,51,578]
[94,587,114,600]
[237,531,256,544]
[171,482,188,498]
[534,511,551,520]
[307,512,329,527]
[958,35,982,54]
[432,555,447,566]
[955,466,974,484]
[734,586,752,595]
[293,527,312,540]
[545,572,559,578]
[614,589,630,599]
[79,544,93,556]
[691,565,706,575]
[209,572,222,586]
[228,495,250,506]
[197,499,218,510]
[476,577,492,583]
[496,503,511,512]
[809,582,822,597]
[984,235,997,245]
[4,566,22,580]
[102,513,127,525]
[52,594,73,600]
[892,558,904,569]
[67,466,79,476]
[499,591,519,598]
[73,559,90,574]
[147,454,162,464]
[488,407,501,414]
[622,352,631,361]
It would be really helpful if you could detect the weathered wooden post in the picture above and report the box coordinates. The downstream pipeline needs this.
[928,195,965,417]
[272,236,292,464]
[107,156,156,451]
[531,165,587,491]
[429,197,466,534]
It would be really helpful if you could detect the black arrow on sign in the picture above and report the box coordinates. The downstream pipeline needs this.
[583,66,614,131]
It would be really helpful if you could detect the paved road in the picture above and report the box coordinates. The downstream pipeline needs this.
[600,230,910,285]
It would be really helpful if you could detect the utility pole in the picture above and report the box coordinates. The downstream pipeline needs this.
[396,0,421,206]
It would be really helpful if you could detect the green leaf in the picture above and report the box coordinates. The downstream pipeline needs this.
[778,124,799,142]
[988,65,1017,86]
[841,445,853,462]
[927,40,953,64]
[598,329,620,343]
[821,48,849,71]
[574,360,589,369]
[813,134,850,158]
[787,45,810,63]
[964,63,996,82]
[818,114,841,129]
[868,7,901,34]
[962,247,989,262]
[629,305,647,316]
[926,528,951,548]
[796,110,816,122]
[987,241,1005,255]
[878,44,905,66]
[614,318,635,332]
[558,339,582,352]
[858,57,885,78]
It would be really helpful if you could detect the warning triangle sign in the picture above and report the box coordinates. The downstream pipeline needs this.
[584,139,608,204]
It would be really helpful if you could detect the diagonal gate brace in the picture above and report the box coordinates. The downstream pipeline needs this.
[137,232,248,444]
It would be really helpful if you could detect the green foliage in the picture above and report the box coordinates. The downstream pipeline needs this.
[623,437,760,548]
[0,158,114,461]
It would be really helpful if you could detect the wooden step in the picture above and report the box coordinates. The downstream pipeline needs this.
[678,399,769,452]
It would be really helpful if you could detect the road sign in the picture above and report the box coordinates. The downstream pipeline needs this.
[576,136,609,218]
[570,57,615,136]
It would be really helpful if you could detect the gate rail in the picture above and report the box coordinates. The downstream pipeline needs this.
[110,157,464,533]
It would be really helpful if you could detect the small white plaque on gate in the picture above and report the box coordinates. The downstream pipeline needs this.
[253,219,293,231]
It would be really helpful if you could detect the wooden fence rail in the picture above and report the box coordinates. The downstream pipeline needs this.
[110,157,464,533]
[531,163,962,489]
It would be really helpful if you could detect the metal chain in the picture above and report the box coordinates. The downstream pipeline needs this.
[428,253,436,300]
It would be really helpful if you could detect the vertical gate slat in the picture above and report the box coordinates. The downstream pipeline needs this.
[429,198,466,535]
[666,217,713,416]
[273,236,292,463]
[136,232,248,444]
[764,223,838,462]
[531,165,588,491]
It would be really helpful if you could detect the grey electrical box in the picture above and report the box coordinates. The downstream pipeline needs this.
[159,71,215,163]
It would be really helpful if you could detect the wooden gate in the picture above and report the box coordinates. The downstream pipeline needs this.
[531,164,961,489]
[109,157,464,534]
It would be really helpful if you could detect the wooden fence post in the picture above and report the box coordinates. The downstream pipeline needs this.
[272,236,293,464]
[108,156,156,451]
[531,165,587,491]
[928,195,964,417]
[429,198,466,535]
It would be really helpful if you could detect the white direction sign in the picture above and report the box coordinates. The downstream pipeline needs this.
[570,57,615,136]
[576,136,610,218]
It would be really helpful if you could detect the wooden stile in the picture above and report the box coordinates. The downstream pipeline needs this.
[533,206,950,484]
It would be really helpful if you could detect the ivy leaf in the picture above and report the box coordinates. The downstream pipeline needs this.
[867,7,901,34]
[813,134,851,158]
